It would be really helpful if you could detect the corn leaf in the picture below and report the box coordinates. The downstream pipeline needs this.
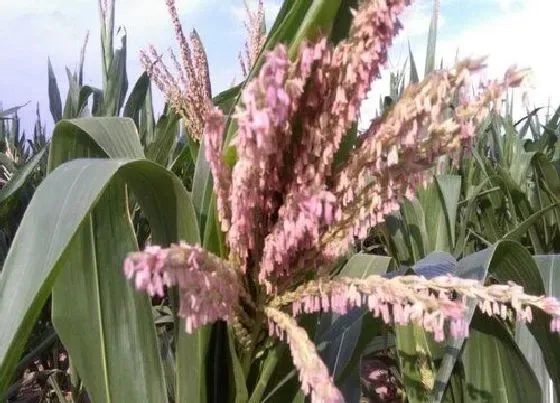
[48,59,63,123]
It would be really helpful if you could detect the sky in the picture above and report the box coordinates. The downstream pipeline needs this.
[0,0,557,135]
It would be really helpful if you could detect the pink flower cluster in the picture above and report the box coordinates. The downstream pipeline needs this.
[239,0,267,78]
[140,0,212,141]
[125,246,170,297]
[210,0,412,288]
[272,275,468,342]
[223,41,324,267]
[260,189,337,292]
[271,274,560,342]
[124,242,241,333]
[129,0,544,402]
[291,0,407,196]
[265,307,344,403]
[228,44,294,264]
[323,59,529,259]
[205,105,232,232]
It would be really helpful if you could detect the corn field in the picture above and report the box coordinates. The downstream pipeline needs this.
[1,1,560,402]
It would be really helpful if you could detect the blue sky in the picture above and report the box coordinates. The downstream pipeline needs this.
[1,0,557,135]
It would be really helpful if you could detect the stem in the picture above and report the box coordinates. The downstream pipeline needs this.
[248,344,283,403]
[457,186,501,205]
[241,306,265,376]
[48,375,68,402]
[468,229,492,246]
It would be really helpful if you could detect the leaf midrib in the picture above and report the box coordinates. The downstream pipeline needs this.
[89,213,112,403]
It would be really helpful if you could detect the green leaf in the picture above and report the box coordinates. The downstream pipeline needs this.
[0,115,213,402]
[503,202,560,241]
[432,247,494,402]
[398,247,540,402]
[78,32,88,86]
[52,178,168,403]
[158,331,176,399]
[546,104,560,131]
[396,324,437,403]
[320,254,393,383]
[333,122,358,170]
[191,137,213,233]
[104,32,128,116]
[401,198,429,262]
[396,252,456,403]
[493,166,545,252]
[0,157,181,393]
[99,0,116,91]
[338,363,361,403]
[409,42,419,84]
[534,153,560,196]
[227,328,248,403]
[0,103,28,119]
[146,113,179,167]
[339,253,394,278]
[417,177,456,253]
[435,175,462,247]
[417,184,443,252]
[170,136,195,175]
[175,327,210,403]
[249,345,284,403]
[49,118,144,162]
[332,256,393,384]
[453,178,494,259]
[433,241,547,401]
[442,312,541,402]
[52,116,209,403]
[329,0,359,44]
[509,149,536,191]
[63,67,81,119]
[48,58,63,123]
[45,117,174,403]
[288,0,342,58]
[515,255,560,402]
[336,314,382,384]
[139,84,156,146]
[78,86,95,116]
[424,0,438,76]
[202,195,225,258]
[212,85,242,115]
[88,86,105,117]
[487,243,560,401]
[383,211,413,264]
[124,72,150,126]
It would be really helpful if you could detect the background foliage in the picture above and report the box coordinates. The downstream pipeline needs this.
[0,0,559,402]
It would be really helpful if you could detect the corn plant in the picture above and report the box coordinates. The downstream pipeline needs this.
[2,1,560,403]
[0,0,186,397]
[358,3,560,400]
[0,106,53,402]
[0,102,47,263]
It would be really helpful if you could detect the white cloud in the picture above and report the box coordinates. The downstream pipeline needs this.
[397,0,443,42]
[0,0,211,130]
[360,0,560,128]
[3,0,556,135]
[436,0,560,114]
[230,0,281,28]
